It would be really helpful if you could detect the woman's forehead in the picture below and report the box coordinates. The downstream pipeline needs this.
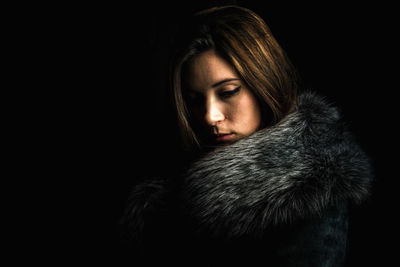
[185,50,240,91]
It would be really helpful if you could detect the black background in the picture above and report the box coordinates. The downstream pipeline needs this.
[42,1,397,265]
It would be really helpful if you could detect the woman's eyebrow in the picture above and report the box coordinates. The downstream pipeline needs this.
[187,78,241,93]
[211,78,240,88]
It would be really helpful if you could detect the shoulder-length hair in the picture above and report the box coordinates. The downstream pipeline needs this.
[170,5,300,151]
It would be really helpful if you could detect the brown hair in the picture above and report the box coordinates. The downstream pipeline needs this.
[171,5,300,151]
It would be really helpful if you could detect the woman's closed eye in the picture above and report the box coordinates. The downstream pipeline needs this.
[186,91,204,105]
[219,86,241,99]
[185,85,241,105]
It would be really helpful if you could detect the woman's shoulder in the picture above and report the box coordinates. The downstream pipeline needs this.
[180,91,372,237]
[119,177,172,243]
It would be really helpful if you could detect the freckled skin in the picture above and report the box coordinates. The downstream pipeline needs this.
[186,50,262,144]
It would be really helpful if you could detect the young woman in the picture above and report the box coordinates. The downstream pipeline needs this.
[121,6,372,266]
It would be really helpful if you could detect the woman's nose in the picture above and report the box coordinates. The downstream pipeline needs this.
[205,100,225,125]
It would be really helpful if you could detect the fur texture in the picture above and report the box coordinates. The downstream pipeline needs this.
[180,91,372,237]
[122,92,372,242]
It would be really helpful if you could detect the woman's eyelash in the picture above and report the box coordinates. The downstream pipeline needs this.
[185,86,241,104]
[220,86,241,98]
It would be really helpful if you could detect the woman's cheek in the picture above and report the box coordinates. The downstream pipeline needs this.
[232,94,262,135]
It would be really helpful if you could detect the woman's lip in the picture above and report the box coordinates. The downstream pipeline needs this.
[215,133,235,142]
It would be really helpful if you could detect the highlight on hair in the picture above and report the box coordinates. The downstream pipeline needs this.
[170,5,300,151]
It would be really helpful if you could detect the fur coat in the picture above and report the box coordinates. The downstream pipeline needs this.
[121,92,372,266]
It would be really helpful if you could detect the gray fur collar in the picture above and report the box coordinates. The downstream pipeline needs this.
[180,91,372,237]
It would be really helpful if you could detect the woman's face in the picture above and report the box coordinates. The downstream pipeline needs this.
[184,49,262,145]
